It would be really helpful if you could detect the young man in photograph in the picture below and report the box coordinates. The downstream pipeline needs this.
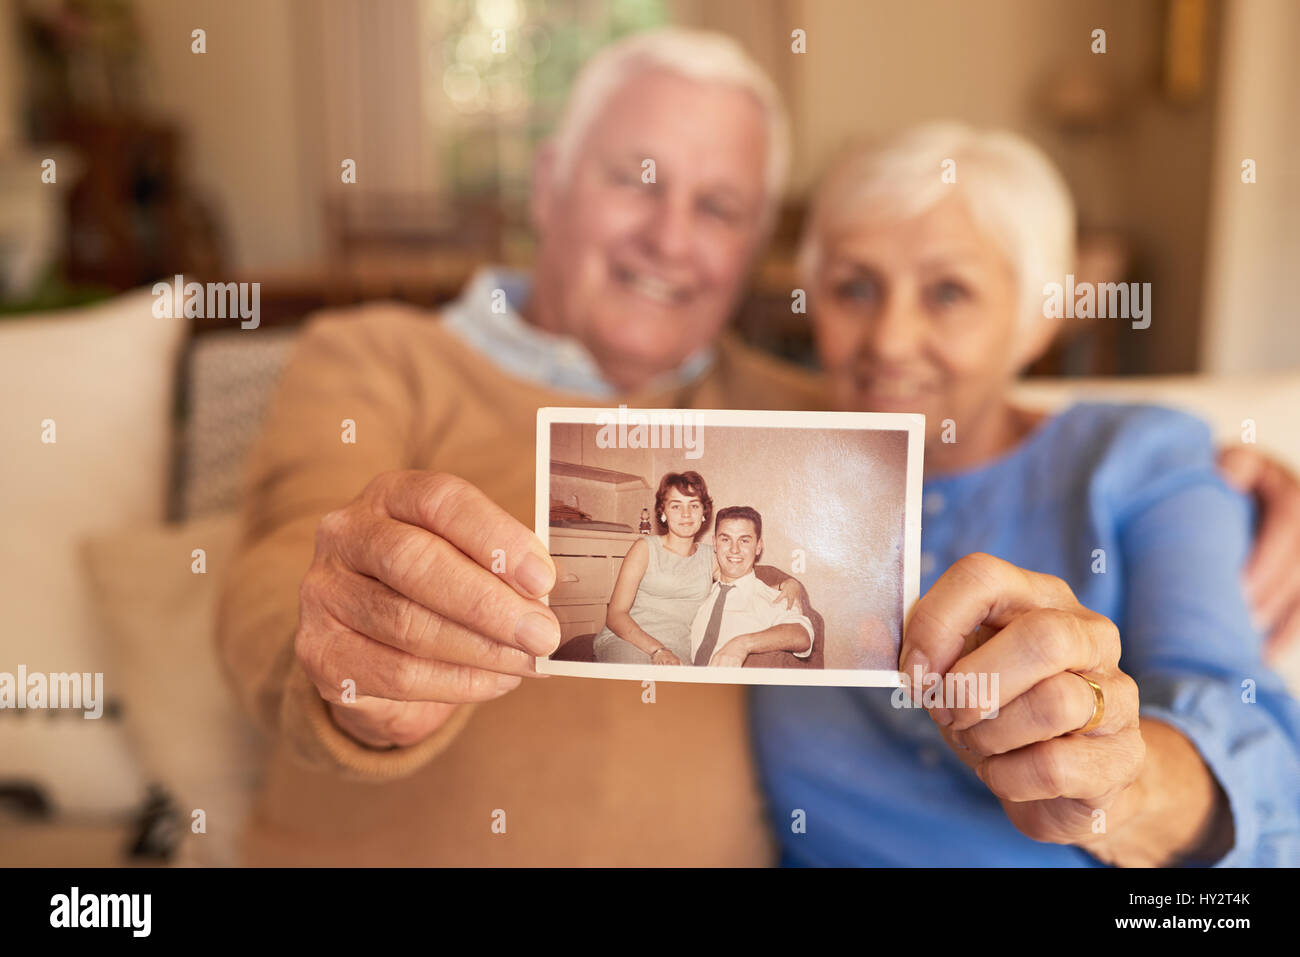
[690,507,815,668]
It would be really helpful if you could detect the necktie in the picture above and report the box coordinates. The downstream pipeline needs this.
[694,583,735,666]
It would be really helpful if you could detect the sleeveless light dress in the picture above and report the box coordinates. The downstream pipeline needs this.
[592,534,713,663]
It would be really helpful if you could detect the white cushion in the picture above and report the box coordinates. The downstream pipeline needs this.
[0,289,187,814]
[1013,371,1300,691]
[1012,371,1300,471]
[82,511,265,866]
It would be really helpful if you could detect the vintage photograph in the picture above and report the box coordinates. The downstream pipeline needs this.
[535,407,924,685]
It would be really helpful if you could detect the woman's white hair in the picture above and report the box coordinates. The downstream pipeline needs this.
[799,122,1076,327]
[550,27,790,223]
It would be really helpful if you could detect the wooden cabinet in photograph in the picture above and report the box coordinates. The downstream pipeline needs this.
[548,528,639,643]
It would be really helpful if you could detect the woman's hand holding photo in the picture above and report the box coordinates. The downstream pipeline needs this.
[901,552,1231,867]
[773,578,805,612]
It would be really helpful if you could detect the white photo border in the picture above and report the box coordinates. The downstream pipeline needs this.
[535,407,925,687]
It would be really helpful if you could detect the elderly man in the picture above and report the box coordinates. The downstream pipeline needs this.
[218,28,819,866]
[218,28,1300,866]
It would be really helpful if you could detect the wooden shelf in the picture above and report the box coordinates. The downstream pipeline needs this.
[550,460,649,491]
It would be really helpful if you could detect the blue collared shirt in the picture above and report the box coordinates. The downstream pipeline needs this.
[440,267,713,397]
[751,403,1300,867]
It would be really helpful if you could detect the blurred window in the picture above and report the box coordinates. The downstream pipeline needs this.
[424,0,667,204]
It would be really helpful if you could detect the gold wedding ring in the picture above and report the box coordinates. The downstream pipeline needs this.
[1068,672,1105,734]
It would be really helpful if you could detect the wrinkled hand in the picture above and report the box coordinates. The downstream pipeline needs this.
[1219,446,1300,662]
[295,471,558,750]
[901,553,1143,849]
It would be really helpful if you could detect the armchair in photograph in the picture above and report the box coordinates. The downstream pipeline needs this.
[747,564,825,670]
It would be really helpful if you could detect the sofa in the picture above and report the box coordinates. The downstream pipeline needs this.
[2,287,1297,866]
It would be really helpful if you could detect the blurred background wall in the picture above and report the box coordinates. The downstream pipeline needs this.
[2,0,1296,374]
[1200,0,1300,374]
[0,2,18,149]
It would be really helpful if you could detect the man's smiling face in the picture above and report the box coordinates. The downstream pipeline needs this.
[529,68,771,390]
[715,516,761,582]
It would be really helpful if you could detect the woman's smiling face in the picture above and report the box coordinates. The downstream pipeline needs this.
[662,489,705,538]
[810,194,1049,455]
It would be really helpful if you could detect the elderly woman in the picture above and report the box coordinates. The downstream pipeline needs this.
[751,123,1300,866]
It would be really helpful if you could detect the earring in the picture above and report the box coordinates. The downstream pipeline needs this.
[660,515,666,523]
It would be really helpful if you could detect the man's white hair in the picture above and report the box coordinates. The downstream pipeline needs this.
[799,122,1076,327]
[550,27,790,221]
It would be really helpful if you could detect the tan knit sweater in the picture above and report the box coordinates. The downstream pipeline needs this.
[216,302,827,865]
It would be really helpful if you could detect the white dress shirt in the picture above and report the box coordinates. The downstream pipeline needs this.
[688,571,815,664]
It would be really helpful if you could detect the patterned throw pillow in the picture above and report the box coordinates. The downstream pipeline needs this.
[176,328,299,519]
